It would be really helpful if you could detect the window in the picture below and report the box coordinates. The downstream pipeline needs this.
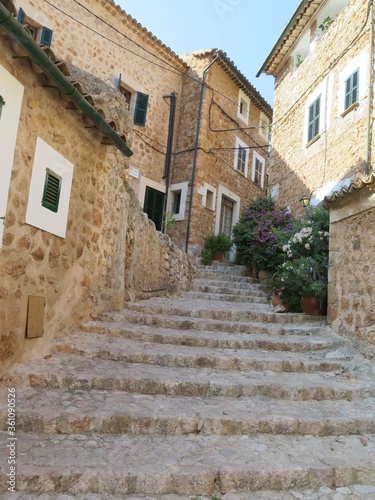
[26,138,74,238]
[237,146,247,174]
[42,169,61,213]
[143,186,165,231]
[219,197,234,237]
[237,90,250,125]
[202,183,216,211]
[259,112,270,139]
[345,69,359,110]
[171,190,181,215]
[118,75,149,127]
[17,8,53,47]
[134,92,149,127]
[252,152,265,188]
[233,137,249,177]
[307,95,321,143]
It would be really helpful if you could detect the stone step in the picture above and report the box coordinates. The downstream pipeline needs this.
[81,320,341,351]
[121,298,325,325]
[183,291,268,304]
[53,332,349,374]
[4,486,375,499]
[193,278,264,291]
[194,272,257,283]
[98,311,325,336]
[1,432,374,495]
[191,282,266,296]
[2,388,374,437]
[194,264,250,276]
[7,355,374,400]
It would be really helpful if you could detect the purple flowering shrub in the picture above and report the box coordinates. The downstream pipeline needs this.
[232,197,295,272]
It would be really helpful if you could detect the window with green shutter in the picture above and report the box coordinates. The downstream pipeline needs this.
[143,186,165,231]
[134,92,149,126]
[345,69,359,110]
[42,169,62,213]
[308,95,321,143]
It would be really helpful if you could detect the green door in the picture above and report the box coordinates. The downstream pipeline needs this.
[144,186,165,231]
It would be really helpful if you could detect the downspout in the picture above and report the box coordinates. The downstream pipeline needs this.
[0,2,133,157]
[185,53,219,253]
[365,0,374,175]
[162,92,176,233]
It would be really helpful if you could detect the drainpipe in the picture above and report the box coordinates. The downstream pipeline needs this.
[162,92,176,233]
[185,53,219,253]
[0,3,133,157]
[365,0,374,175]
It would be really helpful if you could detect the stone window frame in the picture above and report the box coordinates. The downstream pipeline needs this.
[237,90,250,125]
[251,151,266,188]
[202,182,217,211]
[233,137,249,178]
[338,48,368,118]
[169,182,188,221]
[303,77,330,148]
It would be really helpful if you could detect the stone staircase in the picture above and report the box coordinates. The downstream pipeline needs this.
[1,262,375,500]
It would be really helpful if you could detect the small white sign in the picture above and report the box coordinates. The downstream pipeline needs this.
[129,167,139,179]
[271,184,279,199]
[198,186,205,195]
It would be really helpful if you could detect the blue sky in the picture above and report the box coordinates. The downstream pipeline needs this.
[117,0,299,106]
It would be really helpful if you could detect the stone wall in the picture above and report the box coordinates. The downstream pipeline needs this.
[269,0,372,214]
[14,0,186,213]
[0,36,193,376]
[327,180,375,357]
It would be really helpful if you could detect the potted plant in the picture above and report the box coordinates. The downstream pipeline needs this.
[201,233,233,263]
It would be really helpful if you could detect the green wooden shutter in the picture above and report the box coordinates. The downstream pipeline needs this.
[17,7,26,24]
[134,92,149,126]
[42,169,61,213]
[40,27,53,47]
[345,69,359,109]
[308,96,320,142]
[144,186,165,231]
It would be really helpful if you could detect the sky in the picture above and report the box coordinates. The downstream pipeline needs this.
[117,0,300,106]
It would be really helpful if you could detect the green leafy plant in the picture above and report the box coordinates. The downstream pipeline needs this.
[318,16,333,31]
[163,210,176,230]
[203,233,233,254]
[201,247,213,265]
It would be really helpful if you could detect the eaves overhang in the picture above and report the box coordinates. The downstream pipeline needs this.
[0,0,133,157]
[256,0,325,77]
[324,172,375,206]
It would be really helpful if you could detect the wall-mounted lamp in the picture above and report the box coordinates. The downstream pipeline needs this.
[299,195,310,210]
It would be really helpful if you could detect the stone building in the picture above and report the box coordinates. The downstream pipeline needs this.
[8,0,272,258]
[170,49,272,259]
[325,173,375,357]
[257,0,375,355]
[0,0,193,376]
[257,0,373,214]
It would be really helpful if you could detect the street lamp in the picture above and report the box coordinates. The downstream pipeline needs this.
[299,195,310,210]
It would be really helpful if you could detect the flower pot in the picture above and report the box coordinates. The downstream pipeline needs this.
[300,295,326,316]
[213,251,225,261]
[271,294,289,312]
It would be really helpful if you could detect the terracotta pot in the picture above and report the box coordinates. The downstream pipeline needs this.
[271,294,290,312]
[213,251,225,261]
[300,295,326,315]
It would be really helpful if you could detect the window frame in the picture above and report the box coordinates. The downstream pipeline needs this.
[251,152,266,188]
[233,137,249,177]
[237,90,250,125]
[307,95,321,144]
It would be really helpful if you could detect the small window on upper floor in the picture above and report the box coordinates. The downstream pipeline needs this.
[259,112,270,139]
[252,152,265,188]
[233,137,249,177]
[17,8,53,47]
[237,90,250,125]
[119,75,149,127]
[307,95,321,143]
[344,69,359,110]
